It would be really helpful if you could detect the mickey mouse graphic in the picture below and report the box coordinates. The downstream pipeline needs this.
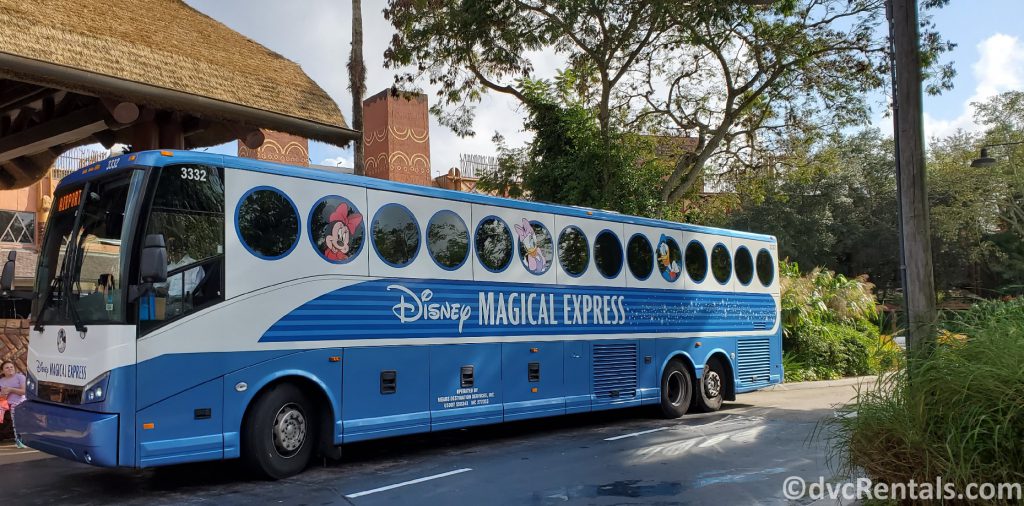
[323,202,363,262]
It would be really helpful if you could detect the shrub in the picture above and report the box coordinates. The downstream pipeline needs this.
[780,261,892,380]
[827,298,1024,499]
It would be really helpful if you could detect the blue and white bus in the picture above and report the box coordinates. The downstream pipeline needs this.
[17,150,781,478]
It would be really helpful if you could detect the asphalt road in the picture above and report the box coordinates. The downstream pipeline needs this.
[0,379,868,505]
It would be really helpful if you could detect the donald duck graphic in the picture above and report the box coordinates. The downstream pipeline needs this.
[657,235,681,282]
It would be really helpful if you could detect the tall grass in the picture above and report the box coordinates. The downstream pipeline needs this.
[827,298,1024,498]
[781,261,896,380]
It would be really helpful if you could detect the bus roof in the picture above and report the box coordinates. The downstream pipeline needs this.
[57,150,776,243]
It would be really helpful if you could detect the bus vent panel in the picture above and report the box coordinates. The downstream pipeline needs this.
[592,342,638,399]
[737,338,772,387]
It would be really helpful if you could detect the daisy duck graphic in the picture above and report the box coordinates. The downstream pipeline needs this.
[515,218,547,274]
[323,202,362,262]
[657,236,681,281]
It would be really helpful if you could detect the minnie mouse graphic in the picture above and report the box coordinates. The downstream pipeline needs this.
[323,202,362,262]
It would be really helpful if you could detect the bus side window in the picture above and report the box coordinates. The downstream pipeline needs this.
[139,164,225,333]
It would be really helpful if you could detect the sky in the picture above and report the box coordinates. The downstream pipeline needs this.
[180,0,1024,174]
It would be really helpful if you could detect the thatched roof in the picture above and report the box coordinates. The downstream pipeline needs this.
[0,0,355,186]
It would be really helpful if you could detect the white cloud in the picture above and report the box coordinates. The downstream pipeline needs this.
[319,155,352,168]
[922,34,1024,139]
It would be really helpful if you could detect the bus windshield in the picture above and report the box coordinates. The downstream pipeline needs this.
[33,171,142,328]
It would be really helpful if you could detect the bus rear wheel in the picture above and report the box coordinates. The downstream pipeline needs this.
[693,358,725,412]
[242,382,315,479]
[658,361,693,418]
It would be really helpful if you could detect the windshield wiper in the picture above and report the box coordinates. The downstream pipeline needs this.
[63,238,88,334]
[33,272,63,332]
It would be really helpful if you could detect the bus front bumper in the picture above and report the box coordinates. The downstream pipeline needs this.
[14,400,120,467]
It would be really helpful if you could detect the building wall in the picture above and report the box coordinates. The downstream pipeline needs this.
[0,319,29,373]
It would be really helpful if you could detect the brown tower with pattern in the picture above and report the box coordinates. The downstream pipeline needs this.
[238,130,310,167]
[362,90,432,185]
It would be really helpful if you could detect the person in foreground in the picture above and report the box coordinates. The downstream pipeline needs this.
[0,360,26,448]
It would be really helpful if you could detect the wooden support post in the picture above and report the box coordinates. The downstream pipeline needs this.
[887,0,937,352]
[132,120,159,151]
[158,113,185,150]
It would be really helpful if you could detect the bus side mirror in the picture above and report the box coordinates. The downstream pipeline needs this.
[141,234,167,283]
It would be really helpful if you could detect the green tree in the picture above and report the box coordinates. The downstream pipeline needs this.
[480,77,671,218]
[384,0,954,208]
[726,129,902,289]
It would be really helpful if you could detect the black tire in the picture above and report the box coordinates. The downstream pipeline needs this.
[693,358,725,413]
[659,360,693,418]
[242,383,315,479]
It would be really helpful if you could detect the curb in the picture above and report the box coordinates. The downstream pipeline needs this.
[760,375,878,392]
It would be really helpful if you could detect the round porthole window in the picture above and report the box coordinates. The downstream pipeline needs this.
[475,216,513,272]
[309,196,364,264]
[371,204,420,268]
[558,226,589,277]
[655,235,682,283]
[593,230,623,279]
[427,210,470,270]
[515,219,553,275]
[236,187,299,260]
[711,243,732,284]
[685,240,708,283]
[627,234,654,280]
[734,246,754,285]
[756,249,775,287]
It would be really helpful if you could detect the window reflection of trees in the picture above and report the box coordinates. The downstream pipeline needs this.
[427,211,469,269]
[734,247,754,285]
[686,242,708,282]
[711,244,732,283]
[373,205,420,266]
[476,218,512,271]
[627,235,654,279]
[558,226,588,276]
[756,250,775,286]
[238,190,298,258]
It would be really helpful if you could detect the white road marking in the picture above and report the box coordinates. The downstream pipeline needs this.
[604,427,669,441]
[345,468,473,498]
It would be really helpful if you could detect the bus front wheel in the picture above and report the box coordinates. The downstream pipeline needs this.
[659,361,693,418]
[242,382,315,479]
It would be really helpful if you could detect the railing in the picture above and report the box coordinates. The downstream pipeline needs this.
[51,147,107,181]
[459,154,499,178]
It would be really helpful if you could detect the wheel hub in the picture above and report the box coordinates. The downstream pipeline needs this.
[273,404,306,457]
[704,371,722,398]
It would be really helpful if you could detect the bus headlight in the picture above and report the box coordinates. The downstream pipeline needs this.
[26,371,37,397]
[81,372,110,404]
